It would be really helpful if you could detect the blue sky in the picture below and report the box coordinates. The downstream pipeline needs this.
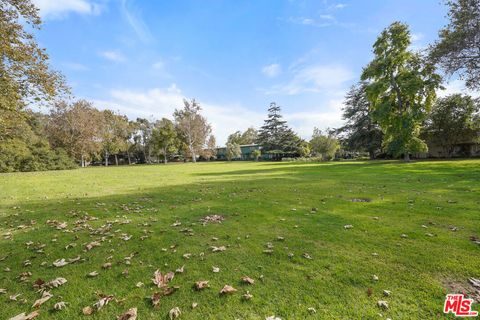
[33,0,459,144]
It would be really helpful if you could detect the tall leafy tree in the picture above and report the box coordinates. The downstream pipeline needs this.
[151,118,178,164]
[134,118,154,163]
[310,128,340,160]
[257,102,301,153]
[424,94,480,157]
[361,22,442,161]
[430,0,480,90]
[202,135,217,160]
[0,0,66,139]
[47,100,102,167]
[227,127,258,145]
[226,142,242,161]
[338,82,383,159]
[174,99,212,163]
[100,110,129,166]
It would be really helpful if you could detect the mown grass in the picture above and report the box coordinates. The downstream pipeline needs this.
[0,160,479,319]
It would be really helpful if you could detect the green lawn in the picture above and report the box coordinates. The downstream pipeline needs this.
[0,160,479,319]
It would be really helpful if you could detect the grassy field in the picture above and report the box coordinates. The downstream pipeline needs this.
[0,160,479,319]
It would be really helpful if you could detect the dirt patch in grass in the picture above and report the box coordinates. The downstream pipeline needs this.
[442,278,480,302]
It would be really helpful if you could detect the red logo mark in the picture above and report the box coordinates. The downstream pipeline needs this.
[444,294,478,317]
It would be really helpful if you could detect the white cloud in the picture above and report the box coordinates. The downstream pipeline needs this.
[120,0,153,43]
[93,85,263,145]
[99,51,126,62]
[152,61,164,70]
[438,79,480,98]
[329,3,346,10]
[267,64,353,95]
[32,0,102,19]
[262,64,282,78]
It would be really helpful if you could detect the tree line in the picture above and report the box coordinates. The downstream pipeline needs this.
[1,0,479,172]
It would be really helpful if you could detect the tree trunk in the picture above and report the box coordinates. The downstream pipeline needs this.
[81,155,84,167]
[105,151,109,166]
[190,145,196,163]
[163,147,168,164]
[404,152,410,162]
[369,150,375,160]
[115,154,118,165]
[127,151,131,165]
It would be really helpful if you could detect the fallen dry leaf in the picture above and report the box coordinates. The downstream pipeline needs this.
[52,259,68,267]
[53,301,67,310]
[220,285,237,294]
[377,300,389,309]
[151,292,161,308]
[211,246,226,252]
[243,291,253,300]
[45,277,67,289]
[82,306,93,315]
[117,307,137,320]
[241,276,254,285]
[152,270,174,288]
[175,265,185,273]
[93,295,114,311]
[169,307,181,319]
[191,302,198,309]
[212,266,220,273]
[195,280,209,290]
[32,291,52,308]
[8,311,40,320]
[88,271,99,277]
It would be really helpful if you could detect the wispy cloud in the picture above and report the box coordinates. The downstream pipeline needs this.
[32,0,103,19]
[287,15,335,28]
[328,3,346,10]
[265,64,354,95]
[99,51,126,62]
[120,0,153,44]
[262,64,282,78]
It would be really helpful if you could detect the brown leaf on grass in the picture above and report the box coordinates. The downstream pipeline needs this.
[32,291,53,308]
[169,307,181,319]
[45,277,67,289]
[219,285,237,294]
[53,301,67,310]
[82,306,93,315]
[241,276,254,285]
[88,271,99,277]
[117,307,137,320]
[8,311,40,320]
[377,300,389,309]
[175,265,185,273]
[194,280,209,290]
[163,286,179,296]
[211,246,226,252]
[152,270,174,288]
[242,291,253,300]
[102,262,112,269]
[85,241,101,251]
[151,292,161,308]
[367,288,373,297]
[93,295,114,311]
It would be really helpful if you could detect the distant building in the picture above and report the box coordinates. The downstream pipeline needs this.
[216,144,262,160]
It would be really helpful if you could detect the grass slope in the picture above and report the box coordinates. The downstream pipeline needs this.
[0,160,479,319]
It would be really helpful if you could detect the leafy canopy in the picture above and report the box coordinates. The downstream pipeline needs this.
[361,22,442,160]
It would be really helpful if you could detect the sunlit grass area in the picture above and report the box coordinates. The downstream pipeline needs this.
[1,160,479,319]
